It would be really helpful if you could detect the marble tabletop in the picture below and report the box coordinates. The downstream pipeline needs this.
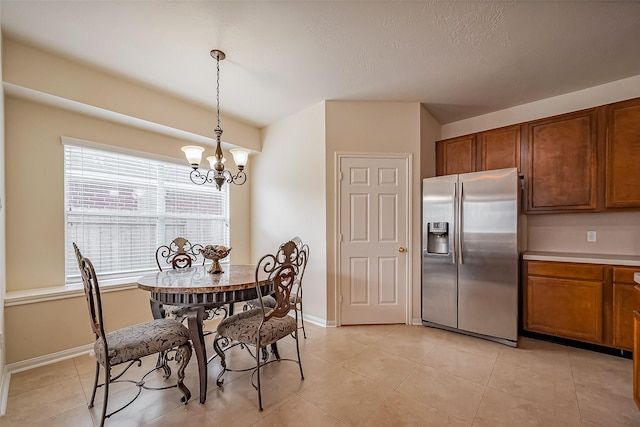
[137,264,259,294]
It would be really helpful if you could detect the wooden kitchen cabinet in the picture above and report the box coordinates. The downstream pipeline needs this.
[435,135,476,176]
[525,261,604,344]
[605,97,640,208]
[436,125,521,176]
[634,305,640,409]
[612,267,640,350]
[525,109,599,213]
[478,125,522,172]
[432,96,640,213]
[524,260,640,352]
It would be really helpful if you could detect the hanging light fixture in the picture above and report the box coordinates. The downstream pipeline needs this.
[182,49,250,191]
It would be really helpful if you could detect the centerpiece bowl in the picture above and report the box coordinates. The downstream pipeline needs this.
[201,245,232,274]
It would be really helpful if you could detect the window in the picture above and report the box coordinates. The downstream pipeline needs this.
[64,143,229,285]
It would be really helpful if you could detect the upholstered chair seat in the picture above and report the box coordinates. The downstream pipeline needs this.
[74,243,192,427]
[94,319,190,366]
[217,308,296,347]
[243,237,309,338]
[213,239,305,411]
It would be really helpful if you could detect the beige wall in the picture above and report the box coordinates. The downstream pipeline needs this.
[252,102,327,321]
[0,25,6,375]
[441,74,640,139]
[3,96,253,363]
[420,104,440,180]
[2,37,258,363]
[440,74,640,256]
[3,38,260,151]
[528,212,640,255]
[325,101,439,324]
[5,289,153,364]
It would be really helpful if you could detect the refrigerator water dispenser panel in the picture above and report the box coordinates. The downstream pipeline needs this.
[427,222,449,254]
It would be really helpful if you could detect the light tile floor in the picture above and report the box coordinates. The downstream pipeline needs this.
[2,322,639,426]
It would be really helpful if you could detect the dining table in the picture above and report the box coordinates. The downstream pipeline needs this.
[137,263,272,404]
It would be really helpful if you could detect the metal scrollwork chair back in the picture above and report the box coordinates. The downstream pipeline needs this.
[244,237,309,337]
[155,237,204,271]
[214,244,304,411]
[73,243,192,427]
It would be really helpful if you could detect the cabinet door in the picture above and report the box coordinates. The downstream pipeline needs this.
[436,135,476,176]
[613,282,640,350]
[605,98,640,208]
[634,309,640,409]
[526,276,603,343]
[526,109,599,212]
[478,125,521,172]
[612,267,640,350]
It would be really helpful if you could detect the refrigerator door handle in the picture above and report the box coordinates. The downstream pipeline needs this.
[451,182,457,264]
[458,181,464,265]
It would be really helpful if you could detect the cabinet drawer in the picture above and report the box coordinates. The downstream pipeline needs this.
[526,276,604,343]
[528,261,603,281]
[613,266,640,284]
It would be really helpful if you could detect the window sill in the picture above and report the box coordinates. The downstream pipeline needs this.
[4,277,141,307]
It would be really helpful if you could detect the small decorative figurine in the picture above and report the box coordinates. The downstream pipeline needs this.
[201,245,232,274]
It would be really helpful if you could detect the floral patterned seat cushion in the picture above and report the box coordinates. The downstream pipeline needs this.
[247,294,301,309]
[217,308,297,347]
[94,318,190,366]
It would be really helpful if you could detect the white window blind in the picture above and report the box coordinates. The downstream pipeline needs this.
[64,144,229,285]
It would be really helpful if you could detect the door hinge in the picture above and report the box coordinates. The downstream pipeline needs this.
[339,294,343,304]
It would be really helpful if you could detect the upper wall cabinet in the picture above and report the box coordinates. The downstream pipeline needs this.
[478,125,522,172]
[435,125,521,176]
[605,97,640,208]
[433,97,640,214]
[525,109,599,213]
[435,134,476,176]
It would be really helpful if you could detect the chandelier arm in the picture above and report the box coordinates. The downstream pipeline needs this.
[223,169,247,186]
[189,169,209,185]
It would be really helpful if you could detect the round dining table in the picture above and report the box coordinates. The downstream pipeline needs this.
[137,264,272,404]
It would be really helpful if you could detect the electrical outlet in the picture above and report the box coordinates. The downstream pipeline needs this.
[587,231,597,242]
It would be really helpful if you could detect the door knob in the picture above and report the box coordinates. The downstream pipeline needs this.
[398,247,407,253]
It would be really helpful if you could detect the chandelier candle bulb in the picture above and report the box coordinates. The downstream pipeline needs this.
[230,149,250,169]
[181,146,205,168]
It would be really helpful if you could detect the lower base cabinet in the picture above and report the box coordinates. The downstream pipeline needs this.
[634,309,640,409]
[524,261,640,351]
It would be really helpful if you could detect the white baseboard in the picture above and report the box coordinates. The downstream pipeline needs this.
[411,317,423,326]
[302,312,334,328]
[0,367,9,416]
[5,343,94,376]
[1,344,93,418]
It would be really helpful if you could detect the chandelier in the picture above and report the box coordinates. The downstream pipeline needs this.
[181,49,250,191]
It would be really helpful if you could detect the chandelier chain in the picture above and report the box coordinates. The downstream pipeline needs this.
[216,54,221,131]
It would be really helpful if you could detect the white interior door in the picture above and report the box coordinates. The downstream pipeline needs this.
[339,155,409,324]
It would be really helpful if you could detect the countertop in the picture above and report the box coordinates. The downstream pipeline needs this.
[523,251,640,267]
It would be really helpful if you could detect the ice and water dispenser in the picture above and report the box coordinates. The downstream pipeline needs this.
[426,222,449,255]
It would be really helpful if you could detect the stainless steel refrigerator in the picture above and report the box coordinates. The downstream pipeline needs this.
[421,167,519,347]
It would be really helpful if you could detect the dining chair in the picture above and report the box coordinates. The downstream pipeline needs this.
[74,243,192,426]
[213,241,304,411]
[155,236,204,271]
[155,237,228,321]
[244,237,309,338]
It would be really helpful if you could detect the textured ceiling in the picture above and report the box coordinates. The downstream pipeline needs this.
[2,1,640,128]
